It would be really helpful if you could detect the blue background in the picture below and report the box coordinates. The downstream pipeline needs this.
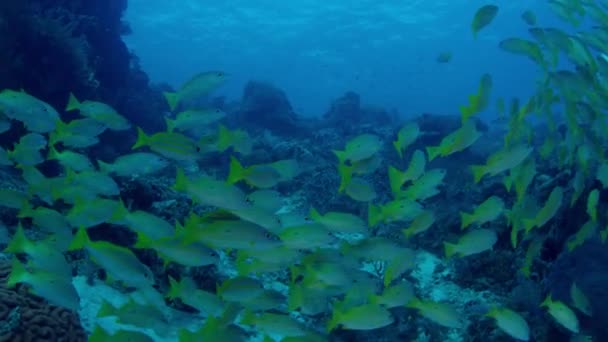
[124,1,564,120]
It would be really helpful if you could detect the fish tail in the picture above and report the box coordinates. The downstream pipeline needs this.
[7,258,28,288]
[227,156,245,184]
[217,124,232,152]
[5,223,30,254]
[460,212,473,230]
[166,276,183,300]
[444,242,457,258]
[510,225,519,249]
[47,145,60,160]
[132,127,149,150]
[425,146,440,162]
[164,117,176,133]
[337,163,353,193]
[388,166,404,195]
[17,200,33,218]
[471,165,485,183]
[68,226,90,251]
[333,149,347,164]
[368,203,383,227]
[163,91,179,112]
[110,198,130,223]
[97,160,112,174]
[173,168,188,192]
[96,300,116,318]
[65,92,80,112]
[393,140,403,159]
[309,207,321,222]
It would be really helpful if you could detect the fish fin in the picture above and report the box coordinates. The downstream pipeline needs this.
[217,124,232,152]
[5,223,30,254]
[132,127,149,150]
[393,140,403,159]
[97,160,112,174]
[368,203,382,227]
[65,92,80,112]
[444,242,457,258]
[163,92,179,112]
[471,165,485,183]
[47,145,60,161]
[7,257,28,287]
[337,163,353,193]
[68,226,90,251]
[460,212,473,230]
[173,167,189,192]
[226,156,245,184]
[164,117,176,133]
[425,146,440,162]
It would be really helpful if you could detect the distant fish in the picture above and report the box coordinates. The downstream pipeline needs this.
[0,89,60,133]
[521,10,537,26]
[436,51,453,63]
[472,5,499,39]
[164,71,228,111]
[66,93,130,131]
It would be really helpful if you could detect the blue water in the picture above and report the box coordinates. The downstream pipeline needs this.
[125,1,568,120]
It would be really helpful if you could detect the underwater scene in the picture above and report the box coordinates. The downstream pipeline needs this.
[0,0,607,341]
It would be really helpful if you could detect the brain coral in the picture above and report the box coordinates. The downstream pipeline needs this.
[0,259,86,342]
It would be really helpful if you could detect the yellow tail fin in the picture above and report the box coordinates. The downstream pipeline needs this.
[65,92,80,112]
[163,92,179,111]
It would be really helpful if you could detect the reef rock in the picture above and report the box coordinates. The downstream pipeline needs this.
[239,81,299,135]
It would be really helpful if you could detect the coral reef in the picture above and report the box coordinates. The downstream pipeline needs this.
[0,257,86,341]
[238,81,301,135]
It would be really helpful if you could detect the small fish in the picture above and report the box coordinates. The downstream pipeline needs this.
[47,146,94,172]
[460,196,505,230]
[327,303,393,331]
[426,120,481,161]
[403,210,435,238]
[460,74,493,123]
[216,124,252,155]
[388,150,426,195]
[69,227,154,288]
[133,127,200,161]
[279,222,336,250]
[566,220,597,252]
[98,152,169,177]
[163,71,228,111]
[540,295,579,333]
[398,168,446,201]
[520,237,543,278]
[167,276,224,317]
[227,157,282,188]
[370,281,414,308]
[521,10,537,26]
[570,282,592,317]
[0,188,29,209]
[523,186,563,233]
[436,51,453,63]
[111,199,175,239]
[393,123,420,158]
[66,93,130,131]
[173,168,249,210]
[309,207,368,235]
[499,38,545,66]
[241,310,308,337]
[486,307,530,341]
[89,327,153,342]
[183,216,280,251]
[444,228,497,258]
[8,133,47,166]
[246,189,284,213]
[217,276,264,303]
[334,134,383,164]
[368,199,423,227]
[472,5,499,39]
[471,144,533,183]
[344,177,377,202]
[408,298,461,328]
[0,89,60,133]
[7,257,79,311]
[165,108,226,132]
[586,189,599,222]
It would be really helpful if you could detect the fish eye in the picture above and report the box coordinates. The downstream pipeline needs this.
[210,251,218,257]
[196,146,201,152]
[217,72,223,77]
